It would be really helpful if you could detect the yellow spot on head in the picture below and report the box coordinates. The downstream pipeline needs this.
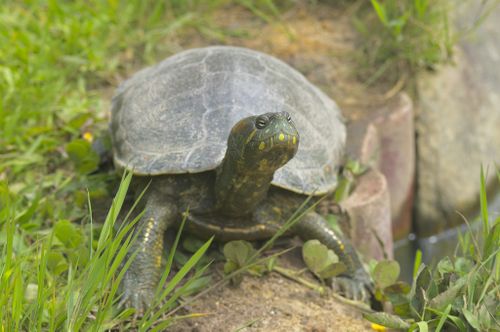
[292,136,297,145]
[259,141,266,150]
[279,133,285,141]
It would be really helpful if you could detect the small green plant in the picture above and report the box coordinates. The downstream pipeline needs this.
[354,0,454,85]
[364,169,500,331]
[221,238,331,297]
[302,239,346,280]
[223,240,276,285]
[219,196,330,287]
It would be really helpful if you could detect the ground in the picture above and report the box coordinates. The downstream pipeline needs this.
[170,248,371,332]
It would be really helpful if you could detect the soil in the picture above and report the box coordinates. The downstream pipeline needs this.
[170,247,371,332]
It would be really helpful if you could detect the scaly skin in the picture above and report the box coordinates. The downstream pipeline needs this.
[119,112,371,312]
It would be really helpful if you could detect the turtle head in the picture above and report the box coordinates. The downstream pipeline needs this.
[228,111,299,172]
[215,111,299,216]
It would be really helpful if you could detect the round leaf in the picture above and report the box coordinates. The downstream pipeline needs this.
[373,260,400,288]
[302,240,341,279]
[223,240,255,267]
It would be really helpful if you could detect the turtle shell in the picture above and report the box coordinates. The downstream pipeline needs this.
[110,46,345,195]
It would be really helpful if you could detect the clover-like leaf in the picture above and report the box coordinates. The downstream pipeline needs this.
[223,240,255,268]
[302,240,345,279]
[373,260,400,288]
[67,245,90,267]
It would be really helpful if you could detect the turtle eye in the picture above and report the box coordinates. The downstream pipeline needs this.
[255,115,269,129]
[284,112,292,122]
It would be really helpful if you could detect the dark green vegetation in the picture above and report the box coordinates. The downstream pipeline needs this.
[1,0,496,330]
[354,0,453,85]
[364,170,500,331]
[354,0,499,86]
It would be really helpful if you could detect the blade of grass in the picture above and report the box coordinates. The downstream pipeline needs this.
[145,261,213,328]
[435,304,452,332]
[34,236,51,332]
[413,249,422,279]
[251,194,321,260]
[370,0,389,26]
[96,170,133,251]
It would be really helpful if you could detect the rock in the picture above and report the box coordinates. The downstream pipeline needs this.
[415,5,500,236]
[371,94,415,240]
[345,119,380,169]
[346,93,415,241]
[342,169,393,260]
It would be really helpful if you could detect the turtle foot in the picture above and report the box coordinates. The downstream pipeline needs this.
[118,273,155,315]
[330,269,372,302]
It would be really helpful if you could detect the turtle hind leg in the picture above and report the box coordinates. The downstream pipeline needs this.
[119,194,178,314]
[291,211,372,301]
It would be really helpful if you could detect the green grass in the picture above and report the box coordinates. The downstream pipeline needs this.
[0,1,291,330]
[1,171,213,331]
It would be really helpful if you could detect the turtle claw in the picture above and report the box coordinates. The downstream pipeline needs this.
[330,276,368,302]
[330,269,373,302]
[118,273,155,316]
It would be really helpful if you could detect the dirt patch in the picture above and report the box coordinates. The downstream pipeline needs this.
[172,275,370,332]
[171,248,371,332]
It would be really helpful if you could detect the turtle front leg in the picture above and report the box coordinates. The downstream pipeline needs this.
[292,212,372,301]
[120,195,178,313]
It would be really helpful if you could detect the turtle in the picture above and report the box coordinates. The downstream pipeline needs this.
[110,46,371,311]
